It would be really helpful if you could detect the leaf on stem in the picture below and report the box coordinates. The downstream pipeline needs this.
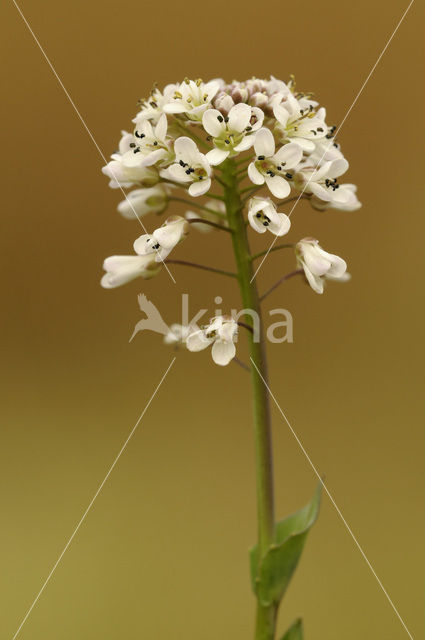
[280,618,303,640]
[250,484,321,607]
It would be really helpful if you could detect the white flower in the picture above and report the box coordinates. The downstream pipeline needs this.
[133,84,176,124]
[121,114,173,168]
[163,78,220,121]
[185,200,227,233]
[117,185,172,219]
[294,158,350,205]
[202,103,264,165]
[101,255,160,288]
[296,238,347,294]
[102,131,159,189]
[164,137,212,197]
[273,93,327,151]
[163,324,191,345]
[310,184,361,212]
[186,316,238,366]
[248,129,303,199]
[247,197,291,236]
[133,215,188,262]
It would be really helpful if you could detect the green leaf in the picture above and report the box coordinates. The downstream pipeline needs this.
[281,618,303,640]
[250,484,321,606]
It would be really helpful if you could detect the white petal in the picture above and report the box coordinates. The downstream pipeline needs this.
[206,147,229,165]
[163,102,187,114]
[274,142,303,168]
[248,163,265,185]
[269,213,291,236]
[186,330,213,352]
[233,136,254,152]
[254,128,275,157]
[265,175,290,199]
[228,103,251,132]
[273,103,290,126]
[189,178,211,197]
[248,211,267,234]
[140,148,167,167]
[211,339,236,366]
[202,109,224,137]
[133,234,154,255]
[309,182,332,202]
[303,266,324,294]
[327,158,349,179]
[174,136,198,161]
[154,114,167,140]
[167,163,192,183]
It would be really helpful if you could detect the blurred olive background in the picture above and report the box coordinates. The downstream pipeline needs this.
[1,0,424,638]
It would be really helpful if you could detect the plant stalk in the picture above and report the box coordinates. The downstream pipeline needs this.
[221,158,277,640]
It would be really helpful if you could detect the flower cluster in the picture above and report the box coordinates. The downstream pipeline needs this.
[101,76,361,364]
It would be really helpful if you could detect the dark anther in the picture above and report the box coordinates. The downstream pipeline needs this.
[179,160,188,167]
[317,127,324,132]
[263,221,269,226]
[153,141,158,146]
[217,115,224,122]
[310,130,317,135]
[266,170,275,177]
[135,131,145,139]
[225,139,230,145]
[133,148,141,154]
[150,101,158,108]
[224,117,229,123]
[285,172,293,179]
[246,126,252,132]
[277,166,282,170]
[185,169,192,175]
[258,155,265,160]
[129,143,136,148]
[256,212,262,218]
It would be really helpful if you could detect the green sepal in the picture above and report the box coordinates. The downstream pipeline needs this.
[250,484,321,606]
[281,618,303,640]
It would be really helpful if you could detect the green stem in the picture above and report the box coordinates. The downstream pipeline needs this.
[221,158,277,640]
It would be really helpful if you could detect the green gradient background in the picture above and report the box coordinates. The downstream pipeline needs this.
[1,1,424,638]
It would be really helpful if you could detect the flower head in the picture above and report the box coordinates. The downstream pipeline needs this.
[310,184,361,212]
[202,103,264,165]
[164,137,212,197]
[247,197,291,236]
[133,215,188,262]
[121,114,174,168]
[296,238,347,294]
[248,129,303,198]
[163,78,220,121]
[186,316,238,366]
[294,157,350,205]
[273,93,327,151]
[101,255,160,289]
[102,131,159,189]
